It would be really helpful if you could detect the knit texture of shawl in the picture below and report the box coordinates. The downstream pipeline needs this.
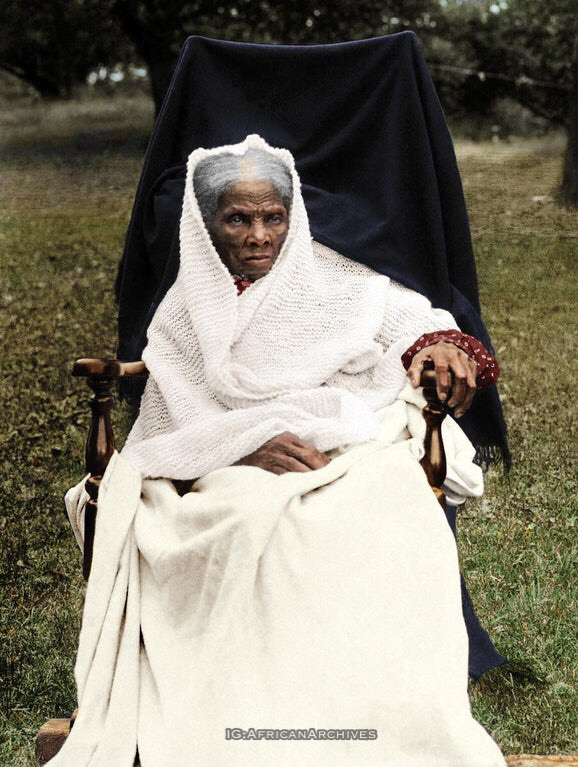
[121,135,459,480]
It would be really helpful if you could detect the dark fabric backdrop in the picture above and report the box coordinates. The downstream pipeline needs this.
[115,31,509,464]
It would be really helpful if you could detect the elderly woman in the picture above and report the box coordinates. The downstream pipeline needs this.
[56,135,505,767]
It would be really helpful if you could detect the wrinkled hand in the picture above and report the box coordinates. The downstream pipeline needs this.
[407,340,477,418]
[233,431,331,474]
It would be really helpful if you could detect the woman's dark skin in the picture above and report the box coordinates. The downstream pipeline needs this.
[209,180,289,282]
[210,180,478,475]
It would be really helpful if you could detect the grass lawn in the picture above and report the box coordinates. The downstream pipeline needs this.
[0,96,576,765]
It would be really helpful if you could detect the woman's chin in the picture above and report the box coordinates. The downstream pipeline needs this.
[243,256,275,280]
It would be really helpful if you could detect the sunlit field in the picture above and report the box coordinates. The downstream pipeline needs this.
[0,96,576,765]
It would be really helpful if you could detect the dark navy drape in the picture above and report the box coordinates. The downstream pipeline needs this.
[114,31,509,677]
[115,31,509,464]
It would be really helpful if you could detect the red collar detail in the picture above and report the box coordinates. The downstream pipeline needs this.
[232,274,253,295]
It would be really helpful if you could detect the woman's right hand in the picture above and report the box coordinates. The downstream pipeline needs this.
[233,432,331,474]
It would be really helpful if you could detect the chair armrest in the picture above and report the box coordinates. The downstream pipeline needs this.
[73,359,148,578]
[73,358,148,378]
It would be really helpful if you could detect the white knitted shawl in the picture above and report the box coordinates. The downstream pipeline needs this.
[122,135,458,479]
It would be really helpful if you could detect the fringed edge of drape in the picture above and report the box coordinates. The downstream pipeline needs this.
[473,443,511,473]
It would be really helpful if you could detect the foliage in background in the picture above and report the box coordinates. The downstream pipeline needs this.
[437,0,575,124]
[2,0,576,203]
[0,0,573,117]
[0,0,130,99]
[437,0,578,205]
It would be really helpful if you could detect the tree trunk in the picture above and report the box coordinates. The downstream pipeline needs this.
[111,0,181,116]
[559,37,578,208]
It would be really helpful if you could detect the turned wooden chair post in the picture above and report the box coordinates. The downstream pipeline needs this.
[418,365,450,509]
[72,358,149,579]
[82,376,115,579]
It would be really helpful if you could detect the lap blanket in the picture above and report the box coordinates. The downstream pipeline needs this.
[54,387,505,766]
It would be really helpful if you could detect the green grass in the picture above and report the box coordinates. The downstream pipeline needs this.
[456,141,578,753]
[0,98,576,764]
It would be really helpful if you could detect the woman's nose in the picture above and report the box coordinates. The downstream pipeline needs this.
[248,220,270,244]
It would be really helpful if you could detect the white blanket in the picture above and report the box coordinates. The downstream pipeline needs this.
[54,386,505,767]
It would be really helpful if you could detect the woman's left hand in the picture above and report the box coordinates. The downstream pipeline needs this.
[406,340,477,418]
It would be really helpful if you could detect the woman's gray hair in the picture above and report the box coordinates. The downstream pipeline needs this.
[193,147,293,226]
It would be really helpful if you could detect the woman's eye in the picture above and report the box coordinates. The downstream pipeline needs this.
[267,214,284,224]
[228,214,245,224]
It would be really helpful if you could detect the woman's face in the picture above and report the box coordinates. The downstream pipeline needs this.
[210,180,289,281]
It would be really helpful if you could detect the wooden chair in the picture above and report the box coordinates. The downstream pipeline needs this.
[35,362,578,767]
[71,358,450,579]
[35,358,448,764]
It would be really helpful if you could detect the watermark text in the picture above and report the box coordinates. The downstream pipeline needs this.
[225,728,378,741]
